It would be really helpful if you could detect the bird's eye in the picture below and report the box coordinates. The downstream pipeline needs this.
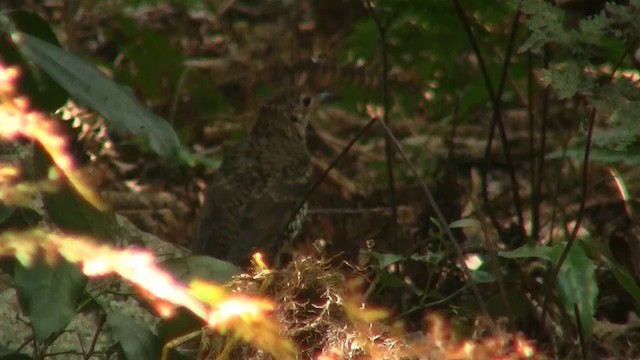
[301,95,312,107]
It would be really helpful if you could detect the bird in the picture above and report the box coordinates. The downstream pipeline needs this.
[191,89,329,266]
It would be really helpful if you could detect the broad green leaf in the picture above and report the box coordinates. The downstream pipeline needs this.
[410,252,444,266]
[179,148,221,169]
[449,218,480,229]
[107,312,160,360]
[368,251,405,269]
[14,260,86,341]
[378,271,411,290]
[498,244,554,260]
[0,205,16,225]
[156,308,203,359]
[0,11,68,112]
[580,235,640,310]
[11,32,181,160]
[161,256,240,284]
[33,145,117,237]
[551,243,598,340]
[470,270,496,284]
[610,264,640,309]
[0,349,31,360]
[0,207,42,233]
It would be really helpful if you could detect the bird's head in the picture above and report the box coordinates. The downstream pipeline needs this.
[256,89,333,140]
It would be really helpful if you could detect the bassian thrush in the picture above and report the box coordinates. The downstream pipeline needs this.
[191,89,328,265]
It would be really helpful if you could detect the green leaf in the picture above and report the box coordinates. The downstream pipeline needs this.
[377,271,410,289]
[609,264,640,309]
[596,101,640,150]
[33,145,117,237]
[14,260,86,341]
[0,205,16,225]
[0,11,68,111]
[11,32,181,160]
[0,206,42,234]
[519,0,571,53]
[0,350,32,360]
[161,256,241,284]
[410,252,444,266]
[368,251,405,269]
[449,218,480,229]
[4,10,61,50]
[576,12,611,47]
[178,148,221,169]
[106,312,161,360]
[541,62,583,100]
[550,243,598,340]
[156,309,202,358]
[551,146,640,166]
[470,270,496,284]
[580,235,640,310]
[498,244,555,260]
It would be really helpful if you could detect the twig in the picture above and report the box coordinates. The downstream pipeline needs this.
[292,117,378,222]
[452,3,522,328]
[170,66,193,124]
[15,334,34,354]
[532,48,550,243]
[364,0,399,252]
[574,303,588,360]
[452,0,525,239]
[540,42,632,328]
[84,312,106,360]
[527,51,538,242]
[374,116,496,333]
[38,328,68,359]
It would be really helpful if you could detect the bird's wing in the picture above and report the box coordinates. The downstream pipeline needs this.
[191,176,238,258]
[228,176,310,264]
[191,141,255,261]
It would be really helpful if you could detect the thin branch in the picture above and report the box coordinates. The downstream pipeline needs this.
[574,303,589,360]
[364,0,399,252]
[452,0,525,239]
[478,201,514,329]
[15,334,34,353]
[292,117,378,220]
[527,51,538,243]
[540,44,632,327]
[84,312,106,360]
[539,105,596,331]
[533,48,551,243]
[374,116,496,333]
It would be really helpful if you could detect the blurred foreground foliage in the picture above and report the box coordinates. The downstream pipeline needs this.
[1,0,640,359]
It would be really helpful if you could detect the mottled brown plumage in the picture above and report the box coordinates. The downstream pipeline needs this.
[191,89,325,265]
